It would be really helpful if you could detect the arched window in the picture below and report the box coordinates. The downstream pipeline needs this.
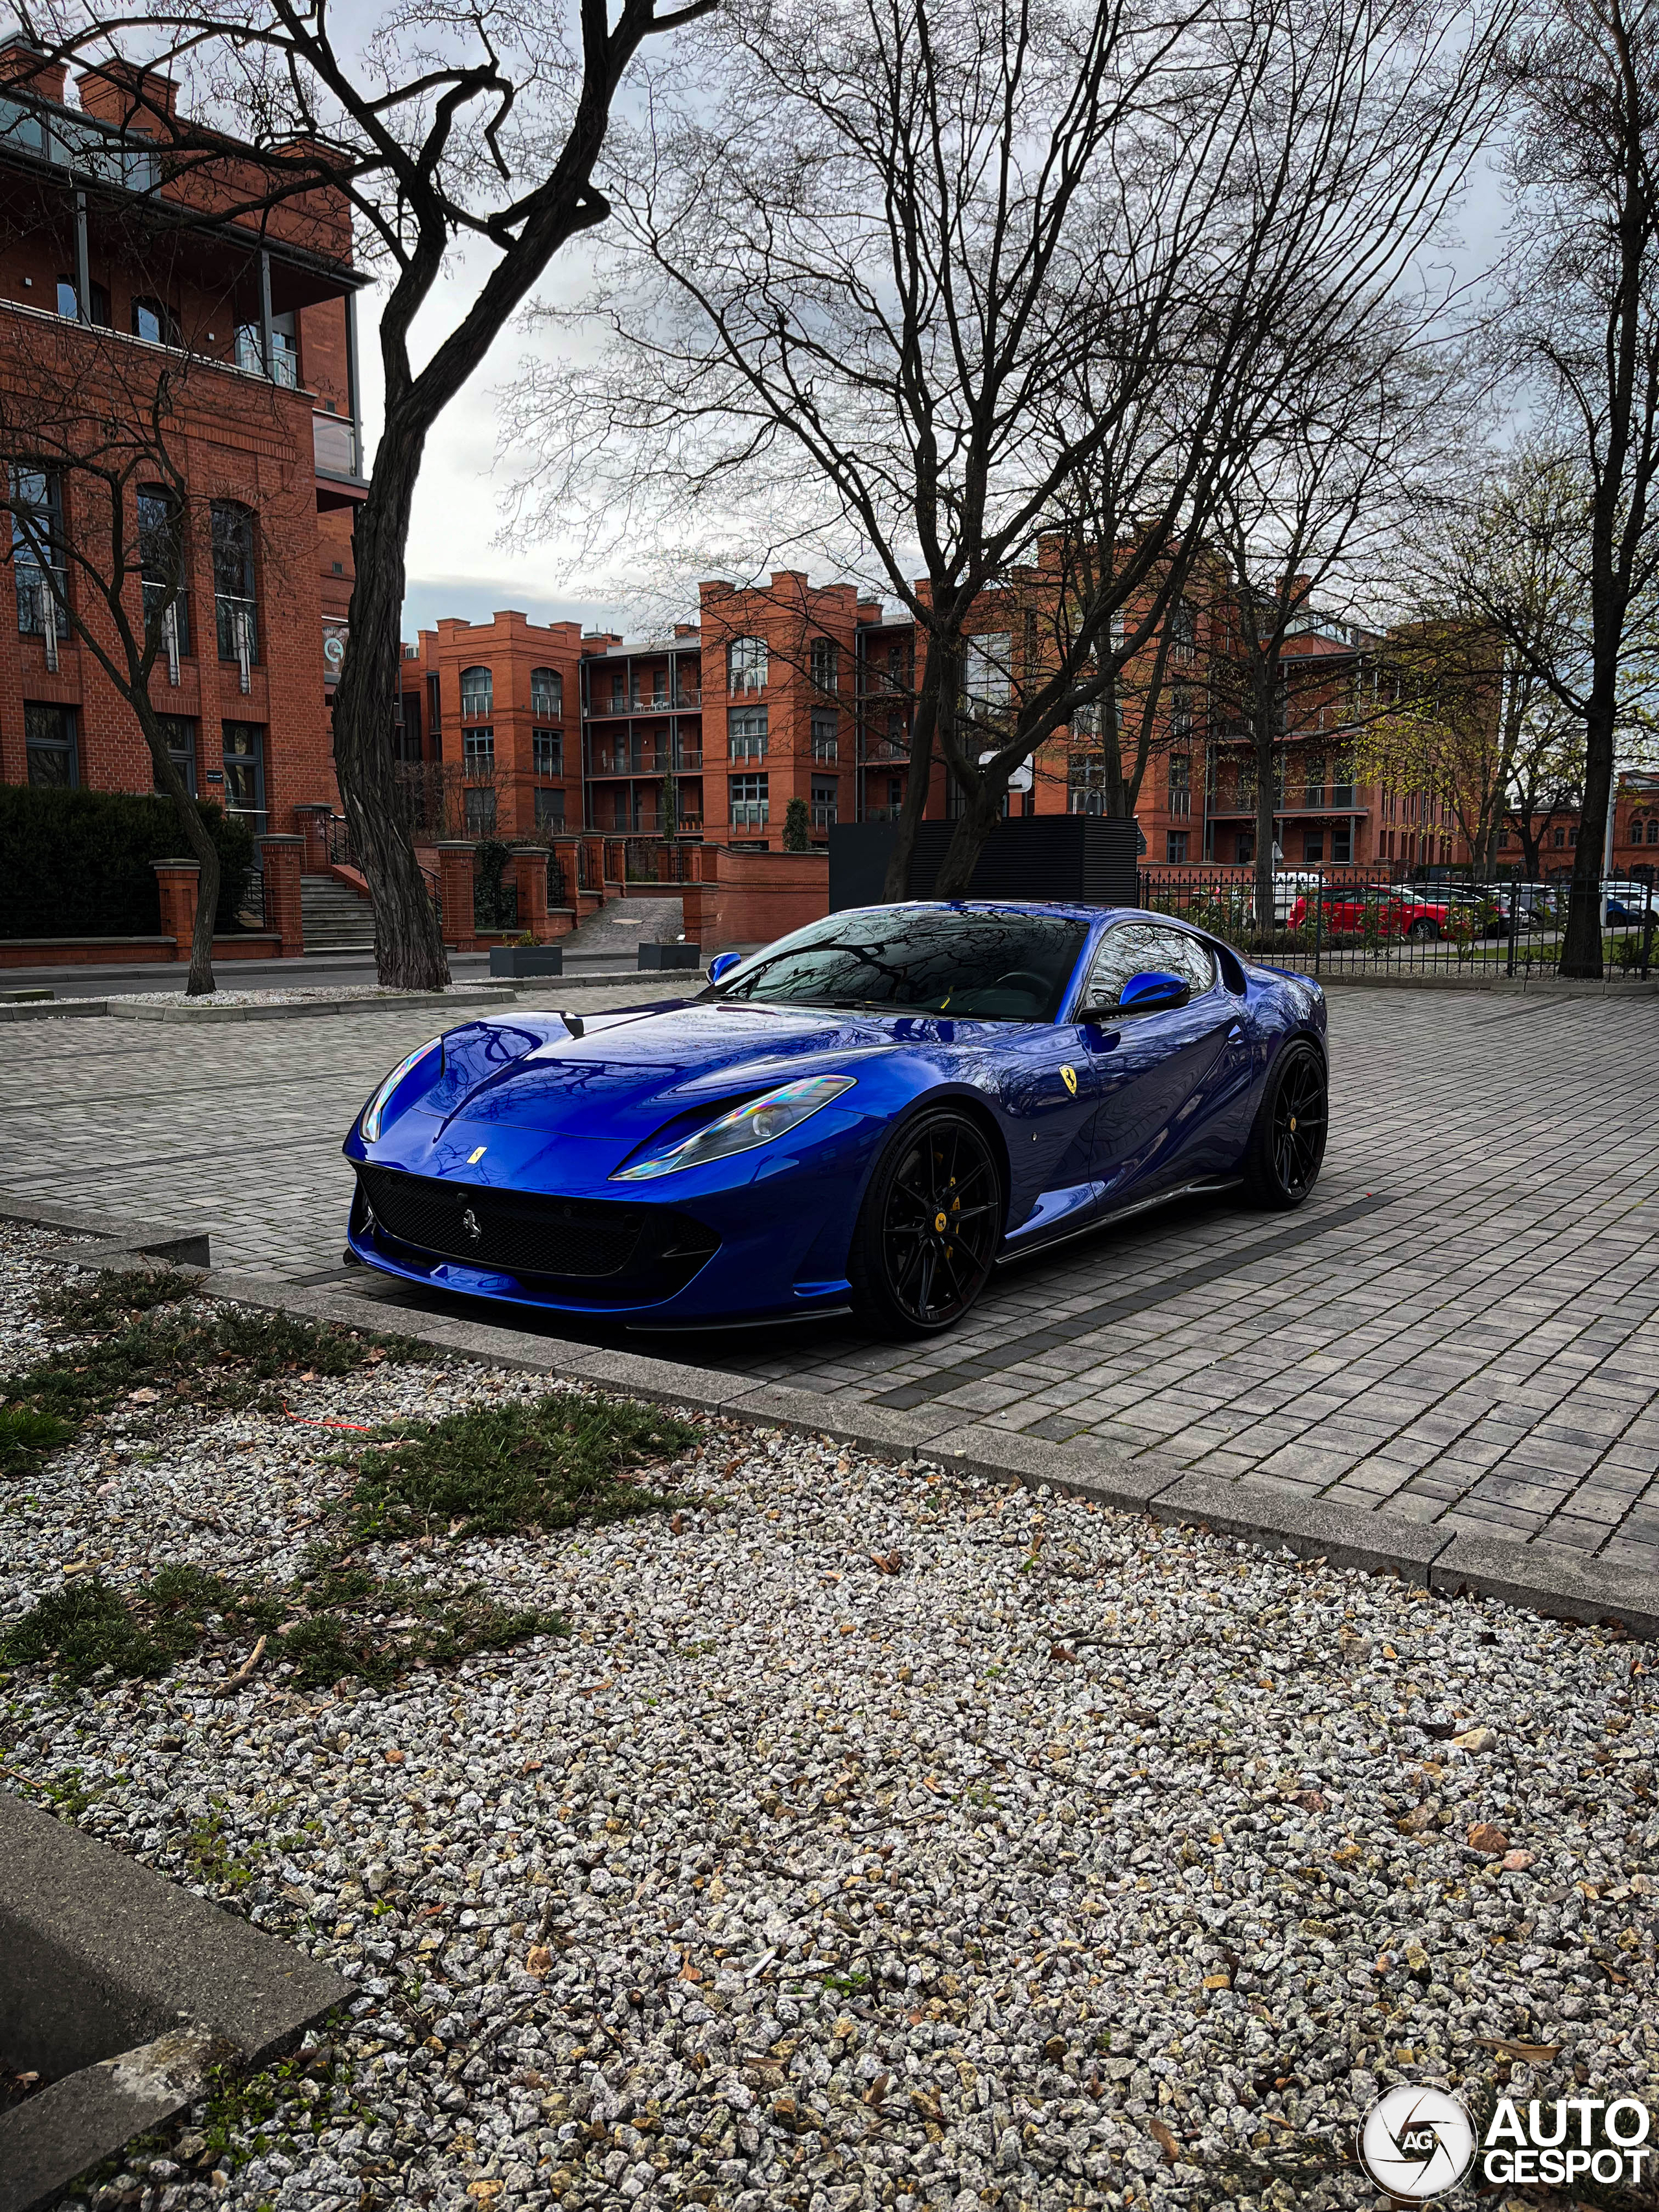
[459,665,493,717]
[137,485,189,656]
[210,500,257,665]
[531,666,561,719]
[1649,819,1658,844]
[727,635,768,694]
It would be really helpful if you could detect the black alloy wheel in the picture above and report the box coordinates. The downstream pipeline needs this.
[850,1110,1003,1337]
[1242,1041,1328,1210]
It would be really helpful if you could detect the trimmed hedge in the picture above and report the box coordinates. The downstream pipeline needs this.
[0,786,257,940]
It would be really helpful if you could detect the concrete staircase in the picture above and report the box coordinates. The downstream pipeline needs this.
[559,894,686,974]
[301,873,377,955]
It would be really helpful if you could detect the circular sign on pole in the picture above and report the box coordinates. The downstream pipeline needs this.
[980,749,1033,793]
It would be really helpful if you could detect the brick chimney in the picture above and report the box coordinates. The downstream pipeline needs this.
[76,57,180,134]
[0,39,67,102]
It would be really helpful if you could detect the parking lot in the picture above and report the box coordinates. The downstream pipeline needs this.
[2,984,1656,1576]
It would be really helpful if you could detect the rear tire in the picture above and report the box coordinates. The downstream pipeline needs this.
[848,1110,1003,1338]
[1241,1040,1327,1210]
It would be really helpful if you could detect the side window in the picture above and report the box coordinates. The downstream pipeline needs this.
[1080,923,1171,1010]
[1144,926,1215,997]
[1081,923,1213,1012]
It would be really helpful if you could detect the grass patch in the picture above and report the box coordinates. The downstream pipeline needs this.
[344,1391,694,1541]
[2,1273,422,1456]
[0,1558,562,1693]
[0,1566,280,1686]
[40,1265,204,1331]
[0,1404,76,1478]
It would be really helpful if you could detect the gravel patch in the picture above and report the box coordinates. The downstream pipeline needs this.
[1,1226,1656,2212]
[117,985,511,1008]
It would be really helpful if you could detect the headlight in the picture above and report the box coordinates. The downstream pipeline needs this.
[612,1073,856,1182]
[360,1038,442,1141]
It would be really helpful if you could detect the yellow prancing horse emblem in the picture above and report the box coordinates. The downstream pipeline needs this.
[467,1145,487,1164]
[1060,1065,1078,1095]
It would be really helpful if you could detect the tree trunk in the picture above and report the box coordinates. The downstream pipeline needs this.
[1559,695,1612,977]
[882,641,942,902]
[934,764,1006,896]
[332,409,451,992]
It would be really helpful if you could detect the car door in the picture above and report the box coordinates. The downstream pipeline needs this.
[1076,922,1254,1201]
[996,1011,1111,1242]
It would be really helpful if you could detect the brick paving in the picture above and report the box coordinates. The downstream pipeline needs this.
[1,986,1656,1573]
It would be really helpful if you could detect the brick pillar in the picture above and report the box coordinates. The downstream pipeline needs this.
[435,839,477,951]
[151,858,200,960]
[508,845,552,940]
[296,804,333,873]
[258,833,306,958]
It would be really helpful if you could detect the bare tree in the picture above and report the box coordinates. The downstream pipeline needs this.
[31,0,717,989]
[505,0,1506,895]
[1364,454,1594,879]
[0,320,286,992]
[1488,0,1659,971]
[1200,311,1463,933]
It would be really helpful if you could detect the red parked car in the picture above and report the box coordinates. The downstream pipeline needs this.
[1288,887,1454,940]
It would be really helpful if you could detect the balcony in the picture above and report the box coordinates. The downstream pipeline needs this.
[313,413,361,480]
[730,801,771,830]
[589,747,702,777]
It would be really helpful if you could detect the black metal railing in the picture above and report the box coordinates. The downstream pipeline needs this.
[1135,867,1659,981]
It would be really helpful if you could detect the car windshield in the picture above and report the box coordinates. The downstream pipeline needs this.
[710,907,1091,1022]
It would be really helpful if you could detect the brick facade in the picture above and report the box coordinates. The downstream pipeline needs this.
[0,43,364,852]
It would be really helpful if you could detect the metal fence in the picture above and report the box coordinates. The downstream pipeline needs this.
[1135,867,1659,981]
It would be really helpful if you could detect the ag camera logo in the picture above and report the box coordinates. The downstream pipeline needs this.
[1357,2086,1476,2198]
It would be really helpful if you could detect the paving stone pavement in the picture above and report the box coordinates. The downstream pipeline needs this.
[1,986,1656,1574]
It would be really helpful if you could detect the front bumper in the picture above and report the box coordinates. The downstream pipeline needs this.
[343,1107,877,1322]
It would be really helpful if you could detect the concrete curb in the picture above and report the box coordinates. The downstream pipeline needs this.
[0,999,110,1023]
[11,1200,1653,1649]
[0,1793,349,2212]
[1313,972,1659,997]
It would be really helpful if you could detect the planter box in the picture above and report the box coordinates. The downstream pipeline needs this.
[638,942,702,970]
[489,946,564,977]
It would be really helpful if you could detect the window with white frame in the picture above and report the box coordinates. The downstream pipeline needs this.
[811,708,838,761]
[727,635,768,693]
[531,666,561,719]
[459,666,493,718]
[533,729,561,776]
[810,636,838,693]
[811,774,839,826]
[964,631,1013,708]
[463,727,495,771]
[729,773,769,827]
[728,706,769,762]
[1169,598,1197,663]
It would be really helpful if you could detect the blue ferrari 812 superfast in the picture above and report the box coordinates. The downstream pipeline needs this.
[343,902,1328,1338]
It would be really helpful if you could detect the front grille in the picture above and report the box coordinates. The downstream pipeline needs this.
[354,1164,718,1301]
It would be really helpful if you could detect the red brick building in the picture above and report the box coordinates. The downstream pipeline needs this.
[398,612,586,839]
[0,41,362,835]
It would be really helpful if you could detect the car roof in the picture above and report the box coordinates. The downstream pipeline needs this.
[836,900,1200,929]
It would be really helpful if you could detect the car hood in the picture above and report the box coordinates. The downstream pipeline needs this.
[409,999,1006,1139]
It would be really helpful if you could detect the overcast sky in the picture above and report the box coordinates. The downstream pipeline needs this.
[374,127,1514,651]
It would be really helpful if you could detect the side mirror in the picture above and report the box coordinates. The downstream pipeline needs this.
[1117,970,1192,1015]
[706,950,743,985]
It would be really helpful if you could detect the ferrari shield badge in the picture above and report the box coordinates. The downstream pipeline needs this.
[1060,1065,1078,1096]
[467,1145,487,1164]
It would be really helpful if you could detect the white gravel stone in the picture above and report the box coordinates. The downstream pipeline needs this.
[1,1224,1655,2212]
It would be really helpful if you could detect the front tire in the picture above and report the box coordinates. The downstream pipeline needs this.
[849,1110,1003,1338]
[1408,918,1439,940]
[1241,1040,1327,1210]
